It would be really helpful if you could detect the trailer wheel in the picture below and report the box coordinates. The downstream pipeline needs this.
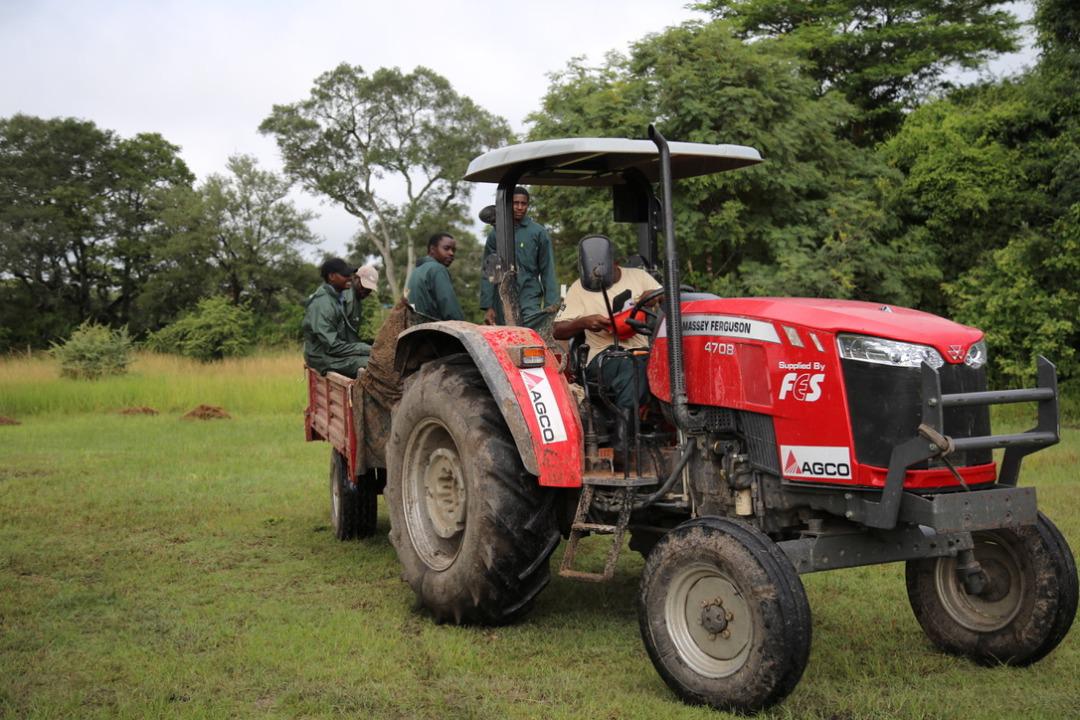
[906,512,1077,666]
[330,449,378,540]
[386,355,559,625]
[638,517,812,714]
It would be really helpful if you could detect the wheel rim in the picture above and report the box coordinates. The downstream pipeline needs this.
[331,454,342,532]
[401,418,467,571]
[934,531,1025,632]
[664,561,753,678]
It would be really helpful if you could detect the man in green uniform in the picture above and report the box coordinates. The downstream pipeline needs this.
[303,257,373,377]
[479,186,559,331]
[405,233,465,322]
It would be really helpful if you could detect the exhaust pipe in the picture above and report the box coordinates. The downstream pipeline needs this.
[648,125,698,430]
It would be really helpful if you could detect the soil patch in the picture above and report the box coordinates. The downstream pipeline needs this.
[118,406,159,416]
[0,416,21,426]
[182,404,231,421]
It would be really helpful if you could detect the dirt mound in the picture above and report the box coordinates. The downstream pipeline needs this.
[182,404,231,421]
[118,406,159,416]
[0,416,20,426]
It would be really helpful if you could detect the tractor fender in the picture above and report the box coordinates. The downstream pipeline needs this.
[395,321,583,488]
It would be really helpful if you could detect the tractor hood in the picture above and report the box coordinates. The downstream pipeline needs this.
[681,296,984,362]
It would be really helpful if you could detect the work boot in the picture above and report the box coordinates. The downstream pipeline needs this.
[611,408,633,459]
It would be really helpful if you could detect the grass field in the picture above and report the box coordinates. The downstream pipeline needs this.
[1,353,1078,719]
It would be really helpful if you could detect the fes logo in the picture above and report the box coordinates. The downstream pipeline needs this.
[778,372,824,402]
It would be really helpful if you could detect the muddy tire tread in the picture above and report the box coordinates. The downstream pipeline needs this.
[387,355,559,625]
[638,516,812,713]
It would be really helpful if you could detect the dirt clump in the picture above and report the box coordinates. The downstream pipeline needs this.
[118,406,159,416]
[0,416,21,426]
[182,404,231,421]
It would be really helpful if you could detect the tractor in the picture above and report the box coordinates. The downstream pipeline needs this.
[314,126,1077,713]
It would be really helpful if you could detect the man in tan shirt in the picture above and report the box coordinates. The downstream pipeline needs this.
[553,259,661,412]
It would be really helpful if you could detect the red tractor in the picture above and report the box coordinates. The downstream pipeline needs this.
[308,127,1076,713]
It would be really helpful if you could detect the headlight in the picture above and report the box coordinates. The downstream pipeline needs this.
[837,334,944,369]
[964,340,988,369]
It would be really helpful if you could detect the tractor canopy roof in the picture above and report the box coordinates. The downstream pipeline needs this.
[464,137,762,187]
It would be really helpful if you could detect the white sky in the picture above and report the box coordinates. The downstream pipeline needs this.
[0,0,1036,259]
[0,0,706,256]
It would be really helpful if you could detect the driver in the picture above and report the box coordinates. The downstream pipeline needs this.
[553,247,661,413]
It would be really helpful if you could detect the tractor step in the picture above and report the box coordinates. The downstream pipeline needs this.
[581,472,658,487]
[558,484,636,583]
[572,521,618,533]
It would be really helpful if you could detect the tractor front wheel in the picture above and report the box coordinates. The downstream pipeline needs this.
[638,517,812,714]
[906,512,1077,666]
[386,355,560,625]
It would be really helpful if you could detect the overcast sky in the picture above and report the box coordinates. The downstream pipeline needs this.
[0,0,1036,259]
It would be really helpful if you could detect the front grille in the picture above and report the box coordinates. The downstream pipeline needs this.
[841,360,991,469]
[737,410,781,475]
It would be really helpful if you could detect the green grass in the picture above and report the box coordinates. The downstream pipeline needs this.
[1,356,1078,719]
[0,351,307,417]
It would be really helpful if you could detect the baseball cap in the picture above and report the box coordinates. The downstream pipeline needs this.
[355,265,378,291]
[320,257,357,280]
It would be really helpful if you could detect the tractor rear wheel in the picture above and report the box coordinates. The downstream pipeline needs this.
[906,512,1077,666]
[638,517,812,714]
[386,355,560,625]
[330,448,377,540]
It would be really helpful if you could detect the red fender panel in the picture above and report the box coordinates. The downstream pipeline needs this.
[396,322,584,488]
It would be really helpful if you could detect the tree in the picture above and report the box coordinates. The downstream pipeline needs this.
[200,154,317,313]
[137,156,319,343]
[528,21,909,304]
[0,115,193,348]
[875,0,1080,382]
[260,64,512,300]
[696,0,1021,143]
[102,132,196,329]
[947,212,1080,383]
[0,115,113,345]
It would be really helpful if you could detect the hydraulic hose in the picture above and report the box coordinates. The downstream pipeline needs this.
[635,438,695,510]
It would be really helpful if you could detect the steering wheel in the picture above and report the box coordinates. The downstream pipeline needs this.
[624,287,667,336]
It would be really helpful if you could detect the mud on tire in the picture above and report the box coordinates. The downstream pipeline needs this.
[906,512,1077,666]
[386,355,560,625]
[638,517,812,714]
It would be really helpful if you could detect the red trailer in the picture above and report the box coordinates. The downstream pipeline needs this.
[304,368,387,539]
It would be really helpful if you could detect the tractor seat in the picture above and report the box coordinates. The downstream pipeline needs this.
[567,332,591,387]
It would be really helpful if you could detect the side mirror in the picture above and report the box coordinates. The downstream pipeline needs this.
[578,234,615,292]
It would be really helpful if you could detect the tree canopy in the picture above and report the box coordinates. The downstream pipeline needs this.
[528,21,909,304]
[259,64,511,299]
[696,0,1021,143]
[0,114,193,347]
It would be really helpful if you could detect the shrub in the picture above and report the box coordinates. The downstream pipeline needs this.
[253,303,304,348]
[146,296,255,362]
[50,322,134,379]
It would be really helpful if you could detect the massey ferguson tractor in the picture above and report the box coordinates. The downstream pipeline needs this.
[306,126,1076,713]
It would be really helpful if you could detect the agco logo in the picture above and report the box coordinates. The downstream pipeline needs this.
[519,368,567,444]
[781,445,852,479]
[778,372,824,402]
